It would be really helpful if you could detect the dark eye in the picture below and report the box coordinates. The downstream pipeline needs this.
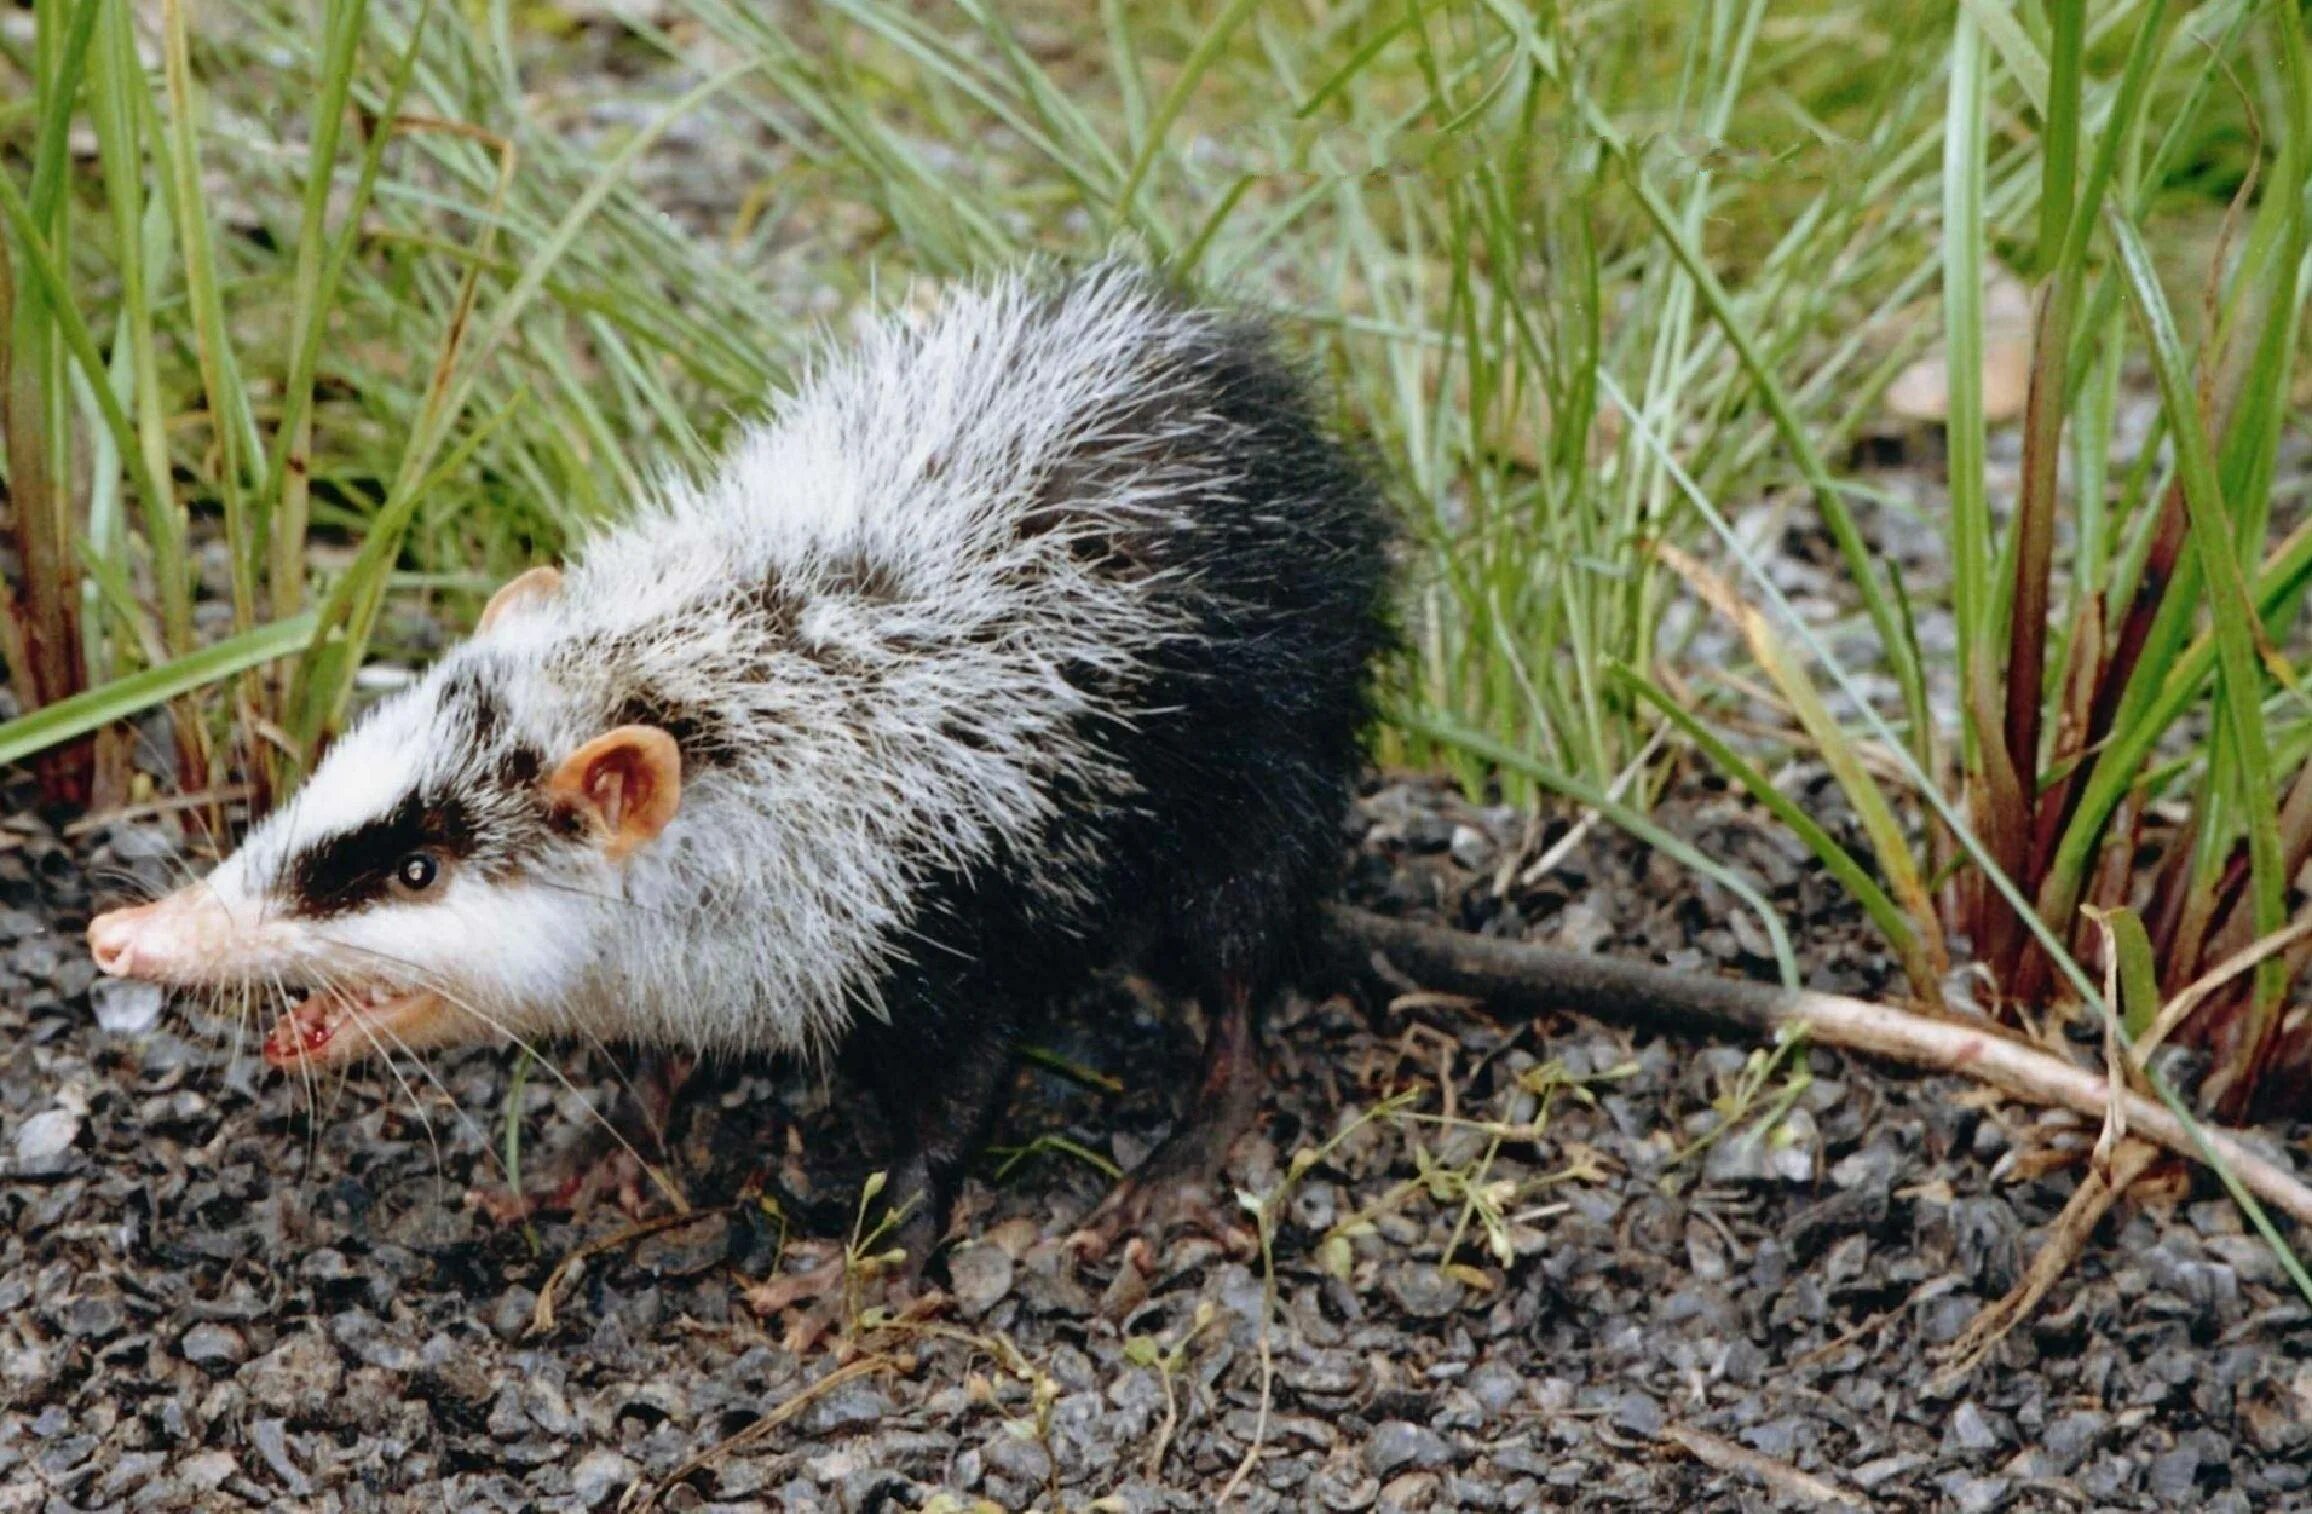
[395,852,440,893]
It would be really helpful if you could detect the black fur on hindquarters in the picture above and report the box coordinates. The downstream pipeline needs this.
[840,274,1399,1264]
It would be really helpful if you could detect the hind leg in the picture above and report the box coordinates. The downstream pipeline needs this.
[1068,975,1266,1262]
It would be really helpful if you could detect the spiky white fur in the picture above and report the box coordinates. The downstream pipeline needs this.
[208,265,1241,1058]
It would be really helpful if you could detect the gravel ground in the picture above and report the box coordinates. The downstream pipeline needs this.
[5,766,2310,1512]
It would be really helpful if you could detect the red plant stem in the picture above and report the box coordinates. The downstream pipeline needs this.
[2014,481,2193,1005]
[0,236,90,806]
[2003,285,2070,878]
[1970,667,2033,983]
[2199,764,2312,985]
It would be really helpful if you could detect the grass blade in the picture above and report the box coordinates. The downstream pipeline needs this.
[265,0,373,622]
[0,614,319,771]
[1401,706,1800,988]
[289,61,759,751]
[154,0,270,650]
[1109,0,1265,240]
[1659,542,1948,988]
[2108,208,2285,1111]
[1620,669,1938,998]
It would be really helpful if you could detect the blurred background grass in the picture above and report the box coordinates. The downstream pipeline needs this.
[1,0,1986,780]
[4,1,2312,1139]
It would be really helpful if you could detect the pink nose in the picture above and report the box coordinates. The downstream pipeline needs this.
[88,900,167,977]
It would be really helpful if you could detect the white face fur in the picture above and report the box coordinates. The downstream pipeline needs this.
[87,624,681,1069]
[89,263,1225,1070]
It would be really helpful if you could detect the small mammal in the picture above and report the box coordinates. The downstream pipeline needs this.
[86,262,1395,1261]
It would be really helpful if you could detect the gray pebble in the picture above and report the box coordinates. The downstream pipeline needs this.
[2041,1407,2107,1470]
[1463,1362,1523,1418]
[491,1287,539,1341]
[1364,1420,1453,1475]
[177,1450,238,1492]
[1740,1417,1803,1459]
[1312,1464,1380,1511]
[64,1292,125,1340]
[180,1323,247,1371]
[248,1418,309,1494]
[947,1241,1015,1318]
[91,977,164,1033]
[1945,1401,1999,1453]
[1851,1454,1928,1489]
[572,1449,638,1510]
[13,1107,79,1163]
[243,1330,344,1420]
[635,1212,731,1277]
[1939,1472,2012,1514]
[1612,1391,1664,1439]
[982,1427,1052,1484]
[2150,1445,2202,1500]
[800,1381,894,1436]
[1383,1264,1465,1320]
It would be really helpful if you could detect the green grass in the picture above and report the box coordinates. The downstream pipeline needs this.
[4,0,2310,1280]
[1670,0,2312,1120]
[2,0,1978,799]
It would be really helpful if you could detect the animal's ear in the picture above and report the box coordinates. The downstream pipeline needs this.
[545,725,682,861]
[479,565,563,633]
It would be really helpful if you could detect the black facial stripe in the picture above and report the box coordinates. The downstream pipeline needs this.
[286,793,480,919]
[493,745,543,789]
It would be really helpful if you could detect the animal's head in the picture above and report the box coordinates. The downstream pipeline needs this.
[85,567,684,1071]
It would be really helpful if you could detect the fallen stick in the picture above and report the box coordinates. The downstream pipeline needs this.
[1320,905,2312,1229]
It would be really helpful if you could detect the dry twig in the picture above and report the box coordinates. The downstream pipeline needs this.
[1324,906,2312,1228]
[1660,1423,1869,1509]
[1933,1135,2158,1387]
[531,1206,724,1336]
[618,1354,899,1513]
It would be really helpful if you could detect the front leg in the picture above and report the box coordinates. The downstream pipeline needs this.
[757,1006,1019,1279]
[858,1018,1018,1273]
[746,1012,1014,1337]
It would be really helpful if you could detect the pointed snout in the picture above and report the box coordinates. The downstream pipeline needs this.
[87,891,232,984]
[87,899,160,975]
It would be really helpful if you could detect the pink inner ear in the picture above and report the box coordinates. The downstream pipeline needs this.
[590,764,630,831]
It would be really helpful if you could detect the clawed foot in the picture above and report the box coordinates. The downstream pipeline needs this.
[744,1238,942,1352]
[1066,1130,1257,1266]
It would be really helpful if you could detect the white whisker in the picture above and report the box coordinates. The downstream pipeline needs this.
[326,941,656,1186]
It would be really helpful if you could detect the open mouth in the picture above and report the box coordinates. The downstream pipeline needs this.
[261,984,455,1069]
